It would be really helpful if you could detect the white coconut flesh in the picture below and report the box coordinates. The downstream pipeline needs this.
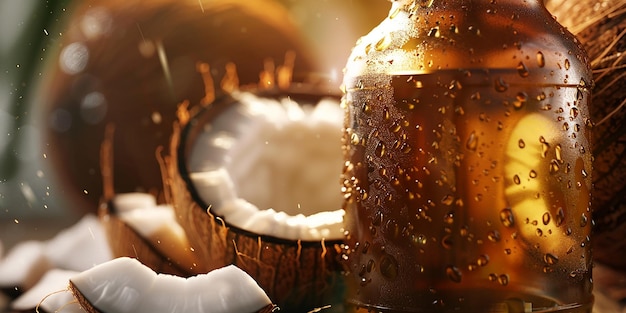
[0,215,111,290]
[12,269,81,313]
[187,91,345,241]
[70,257,272,313]
[111,193,198,268]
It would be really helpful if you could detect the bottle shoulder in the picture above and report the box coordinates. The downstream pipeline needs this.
[344,2,591,85]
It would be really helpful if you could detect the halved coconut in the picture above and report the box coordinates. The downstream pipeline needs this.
[167,88,346,311]
[69,257,276,313]
[99,192,200,276]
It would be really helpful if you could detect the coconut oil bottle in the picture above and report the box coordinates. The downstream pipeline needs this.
[341,0,593,312]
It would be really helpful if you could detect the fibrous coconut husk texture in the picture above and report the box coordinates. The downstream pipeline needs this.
[546,0,626,271]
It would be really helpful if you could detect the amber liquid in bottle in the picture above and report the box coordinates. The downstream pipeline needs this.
[341,1,594,312]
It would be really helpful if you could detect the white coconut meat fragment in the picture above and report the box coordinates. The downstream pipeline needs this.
[0,215,111,292]
[111,192,198,269]
[44,214,112,272]
[188,91,345,241]
[12,269,81,313]
[70,257,272,313]
[0,241,51,291]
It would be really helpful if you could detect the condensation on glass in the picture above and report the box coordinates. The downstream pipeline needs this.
[341,0,594,312]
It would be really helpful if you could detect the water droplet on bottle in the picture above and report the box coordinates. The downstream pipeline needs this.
[494,77,509,92]
[351,133,360,145]
[367,259,375,272]
[542,212,551,225]
[375,35,391,51]
[476,255,490,267]
[498,274,509,286]
[514,92,527,109]
[549,160,560,174]
[529,170,537,178]
[362,103,372,114]
[446,265,463,283]
[536,228,543,236]
[380,254,399,280]
[375,141,386,157]
[516,62,529,77]
[544,253,559,265]
[553,207,565,227]
[466,131,478,151]
[441,235,453,249]
[400,142,412,154]
[487,230,501,242]
[444,211,455,224]
[580,213,588,227]
[513,174,521,185]
[536,51,545,67]
[428,26,441,38]
[441,195,455,206]
[564,58,570,70]
[500,208,515,227]
[570,107,579,119]
[518,139,525,148]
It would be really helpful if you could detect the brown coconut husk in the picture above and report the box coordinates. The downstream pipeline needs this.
[97,124,199,277]
[546,0,626,271]
[165,88,345,312]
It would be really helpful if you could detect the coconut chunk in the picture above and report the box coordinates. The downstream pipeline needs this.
[12,269,80,313]
[44,215,112,271]
[0,215,111,297]
[0,241,51,291]
[188,92,345,241]
[109,193,199,272]
[111,192,158,213]
[70,257,272,313]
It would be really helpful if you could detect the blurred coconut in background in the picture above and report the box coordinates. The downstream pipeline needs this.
[0,0,387,224]
[37,0,317,215]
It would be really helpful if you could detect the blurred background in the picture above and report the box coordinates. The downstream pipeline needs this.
[0,0,390,248]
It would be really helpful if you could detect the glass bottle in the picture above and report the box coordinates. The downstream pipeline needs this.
[341,0,593,312]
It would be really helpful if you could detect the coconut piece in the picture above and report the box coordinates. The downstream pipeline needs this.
[69,257,275,313]
[11,269,81,313]
[44,215,112,272]
[100,192,200,276]
[0,215,111,299]
[168,89,346,310]
[0,241,51,294]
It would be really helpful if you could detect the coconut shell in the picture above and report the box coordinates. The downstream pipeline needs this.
[546,0,626,271]
[38,0,317,214]
[166,89,345,312]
